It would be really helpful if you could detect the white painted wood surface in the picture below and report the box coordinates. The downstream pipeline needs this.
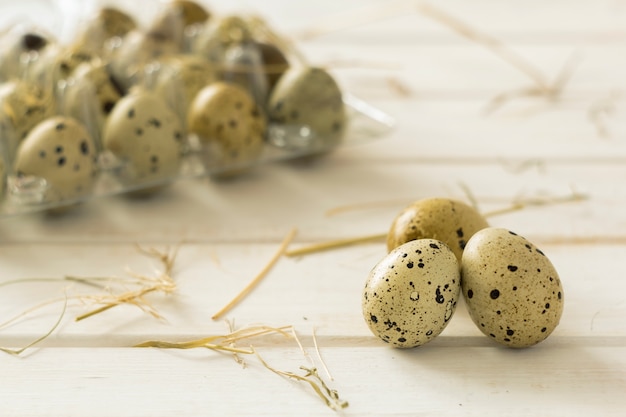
[1,1,626,415]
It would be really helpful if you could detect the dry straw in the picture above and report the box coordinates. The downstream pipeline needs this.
[285,191,587,257]
[212,228,298,320]
[135,323,348,410]
[74,245,179,322]
[0,245,179,355]
[588,90,620,139]
[0,296,67,356]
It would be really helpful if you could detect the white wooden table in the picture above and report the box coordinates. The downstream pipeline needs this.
[1,1,625,415]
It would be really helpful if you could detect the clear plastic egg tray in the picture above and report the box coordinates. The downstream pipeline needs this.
[0,1,394,216]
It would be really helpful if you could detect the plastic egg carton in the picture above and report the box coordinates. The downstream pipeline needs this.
[0,0,394,216]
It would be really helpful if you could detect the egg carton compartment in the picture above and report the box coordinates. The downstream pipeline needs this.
[0,1,394,217]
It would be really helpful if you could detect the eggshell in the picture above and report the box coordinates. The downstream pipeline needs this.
[56,43,100,80]
[110,30,180,92]
[71,7,136,63]
[0,29,50,82]
[150,0,210,36]
[14,116,98,203]
[0,80,55,161]
[461,228,564,348]
[148,0,210,52]
[79,7,137,45]
[62,62,125,148]
[362,239,461,348]
[387,198,489,262]
[103,90,184,188]
[193,15,254,65]
[68,62,124,117]
[267,66,346,152]
[152,54,217,116]
[188,82,266,171]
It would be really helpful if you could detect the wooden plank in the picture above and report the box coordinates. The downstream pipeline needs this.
[0,160,624,242]
[0,242,624,345]
[186,0,626,40]
[313,45,626,97]
[0,345,624,416]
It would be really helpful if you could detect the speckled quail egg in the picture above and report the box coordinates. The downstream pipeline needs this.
[387,198,489,262]
[0,27,51,82]
[267,66,346,152]
[193,15,254,64]
[152,0,211,31]
[102,90,184,190]
[13,116,98,203]
[61,62,125,148]
[218,40,289,108]
[60,42,103,78]
[362,239,461,348]
[110,30,180,92]
[24,42,84,91]
[188,82,266,172]
[76,6,137,48]
[0,80,55,161]
[150,54,217,121]
[149,0,211,50]
[461,228,564,348]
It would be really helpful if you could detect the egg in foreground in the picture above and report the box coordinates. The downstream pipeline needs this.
[362,239,461,348]
[461,228,564,348]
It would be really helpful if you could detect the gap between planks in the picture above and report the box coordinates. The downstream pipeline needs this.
[2,335,626,350]
[1,235,626,247]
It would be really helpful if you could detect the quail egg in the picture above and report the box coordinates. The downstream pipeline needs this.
[110,30,180,92]
[149,0,211,50]
[0,80,55,161]
[362,239,461,348]
[150,54,217,121]
[267,66,346,152]
[102,90,184,190]
[461,228,564,348]
[193,15,254,64]
[188,81,266,173]
[0,27,51,82]
[13,116,98,204]
[61,61,125,148]
[77,6,137,48]
[387,198,489,262]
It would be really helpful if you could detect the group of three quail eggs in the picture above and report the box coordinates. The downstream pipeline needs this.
[0,0,347,207]
[362,198,564,349]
